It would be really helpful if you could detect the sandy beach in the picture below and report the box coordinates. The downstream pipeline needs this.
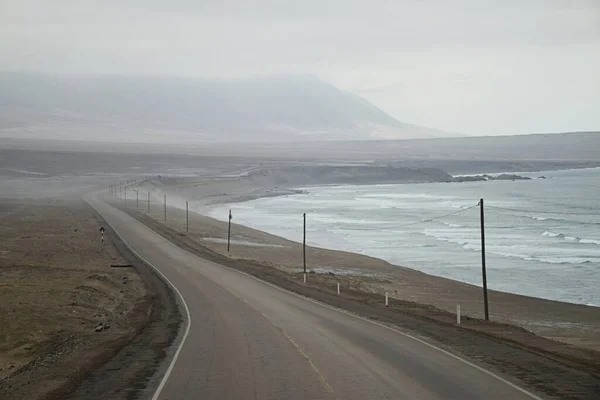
[115,177,600,359]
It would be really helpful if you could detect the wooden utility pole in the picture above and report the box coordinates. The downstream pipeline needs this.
[480,198,489,321]
[227,209,232,252]
[186,201,189,232]
[136,190,139,208]
[147,192,150,213]
[164,194,167,220]
[303,213,307,274]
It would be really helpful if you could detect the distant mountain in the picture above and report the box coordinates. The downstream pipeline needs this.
[0,73,451,143]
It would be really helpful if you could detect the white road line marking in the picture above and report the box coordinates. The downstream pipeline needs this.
[86,195,191,400]
[227,268,545,400]
[284,333,336,395]
[240,295,336,396]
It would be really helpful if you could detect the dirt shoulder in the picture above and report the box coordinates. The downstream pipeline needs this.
[0,199,181,400]
[118,202,600,399]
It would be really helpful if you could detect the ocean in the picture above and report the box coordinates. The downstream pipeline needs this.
[207,168,600,306]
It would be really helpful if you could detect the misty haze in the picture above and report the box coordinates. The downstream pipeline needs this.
[0,73,453,142]
[1,1,599,400]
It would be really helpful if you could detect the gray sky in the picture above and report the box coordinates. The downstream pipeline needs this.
[2,0,599,135]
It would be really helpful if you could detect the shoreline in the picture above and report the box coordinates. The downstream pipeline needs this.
[113,189,600,354]
[210,203,600,308]
[170,164,600,208]
[140,175,600,308]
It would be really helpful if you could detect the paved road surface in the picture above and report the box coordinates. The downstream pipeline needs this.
[87,195,544,400]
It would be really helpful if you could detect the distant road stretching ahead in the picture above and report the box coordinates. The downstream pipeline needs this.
[87,194,544,400]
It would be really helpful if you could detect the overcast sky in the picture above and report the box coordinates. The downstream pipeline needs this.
[1,0,599,135]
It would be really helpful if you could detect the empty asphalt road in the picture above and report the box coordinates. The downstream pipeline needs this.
[87,194,544,400]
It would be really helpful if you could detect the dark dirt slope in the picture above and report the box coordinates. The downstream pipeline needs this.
[247,165,453,185]
[0,201,181,400]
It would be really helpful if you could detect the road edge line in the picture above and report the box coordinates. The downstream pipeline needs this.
[86,194,192,400]
[231,268,544,399]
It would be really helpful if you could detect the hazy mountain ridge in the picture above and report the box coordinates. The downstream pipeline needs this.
[0,72,448,142]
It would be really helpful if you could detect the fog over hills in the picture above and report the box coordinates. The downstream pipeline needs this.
[0,72,451,143]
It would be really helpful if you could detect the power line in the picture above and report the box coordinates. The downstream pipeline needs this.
[336,204,480,231]
[384,204,479,229]
[230,213,304,227]
[236,206,477,233]
[486,205,595,216]
[283,214,306,225]
[264,214,305,227]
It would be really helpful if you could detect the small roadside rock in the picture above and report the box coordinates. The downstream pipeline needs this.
[95,325,104,332]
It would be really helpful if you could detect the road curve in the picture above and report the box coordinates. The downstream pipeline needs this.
[87,194,544,400]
